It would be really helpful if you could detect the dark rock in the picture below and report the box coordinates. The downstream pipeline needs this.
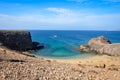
[32,42,44,50]
[79,36,120,56]
[0,30,44,51]
[9,59,25,62]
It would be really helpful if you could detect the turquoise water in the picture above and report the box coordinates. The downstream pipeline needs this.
[30,30,120,59]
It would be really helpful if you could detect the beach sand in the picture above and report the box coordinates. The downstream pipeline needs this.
[0,47,120,80]
[46,55,120,66]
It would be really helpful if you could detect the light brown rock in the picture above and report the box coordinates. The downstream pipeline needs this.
[80,36,120,56]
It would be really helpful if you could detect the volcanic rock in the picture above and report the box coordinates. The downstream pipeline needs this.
[80,36,120,56]
[0,30,43,51]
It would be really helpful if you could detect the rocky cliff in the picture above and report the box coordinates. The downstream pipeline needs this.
[80,36,120,56]
[0,30,43,51]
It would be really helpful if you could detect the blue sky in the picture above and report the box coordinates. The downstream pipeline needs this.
[0,0,120,30]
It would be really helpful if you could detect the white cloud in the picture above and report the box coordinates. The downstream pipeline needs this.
[45,7,75,17]
[46,7,71,13]
[0,8,120,30]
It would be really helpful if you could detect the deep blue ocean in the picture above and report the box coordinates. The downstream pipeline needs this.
[30,30,120,59]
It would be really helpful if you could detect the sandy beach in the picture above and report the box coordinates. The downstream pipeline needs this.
[46,55,120,66]
[0,46,120,80]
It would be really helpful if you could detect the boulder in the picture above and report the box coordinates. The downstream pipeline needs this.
[32,42,44,50]
[79,36,120,56]
[88,36,111,45]
[88,36,111,52]
[0,30,44,51]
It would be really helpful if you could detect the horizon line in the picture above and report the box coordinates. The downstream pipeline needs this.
[0,29,120,31]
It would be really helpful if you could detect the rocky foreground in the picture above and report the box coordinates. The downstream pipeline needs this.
[0,47,120,80]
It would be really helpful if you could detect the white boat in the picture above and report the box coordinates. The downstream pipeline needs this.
[53,35,57,38]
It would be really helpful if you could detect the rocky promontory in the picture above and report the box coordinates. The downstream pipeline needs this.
[80,36,120,56]
[0,30,44,51]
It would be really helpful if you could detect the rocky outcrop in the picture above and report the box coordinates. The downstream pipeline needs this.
[80,36,120,56]
[0,30,44,51]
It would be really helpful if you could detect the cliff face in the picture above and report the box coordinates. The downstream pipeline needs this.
[80,36,120,56]
[0,30,43,51]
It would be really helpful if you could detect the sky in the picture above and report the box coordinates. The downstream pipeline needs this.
[0,0,120,30]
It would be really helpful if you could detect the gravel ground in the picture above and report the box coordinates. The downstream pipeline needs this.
[0,47,120,80]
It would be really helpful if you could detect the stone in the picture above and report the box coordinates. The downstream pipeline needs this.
[32,42,44,50]
[88,36,111,45]
[0,30,44,51]
[79,36,120,56]
[88,36,111,52]
[79,45,90,52]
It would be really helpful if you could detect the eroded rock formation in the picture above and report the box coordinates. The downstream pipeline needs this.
[0,30,44,51]
[80,36,120,56]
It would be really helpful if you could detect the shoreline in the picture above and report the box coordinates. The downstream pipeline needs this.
[40,54,120,66]
[23,49,120,67]
[1,46,120,66]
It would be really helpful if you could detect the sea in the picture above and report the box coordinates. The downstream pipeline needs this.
[30,30,120,59]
